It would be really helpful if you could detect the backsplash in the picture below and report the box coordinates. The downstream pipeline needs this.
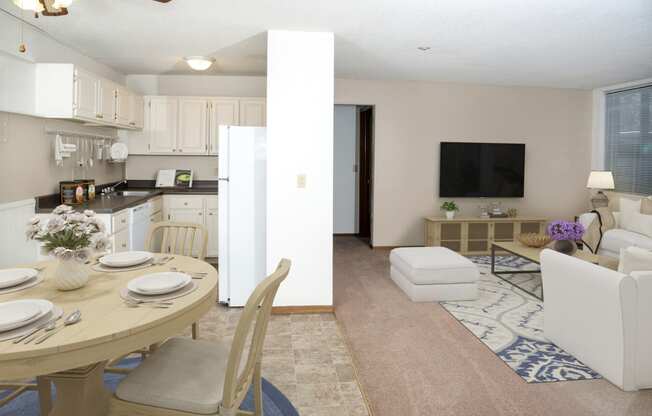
[126,155,219,181]
[0,112,122,204]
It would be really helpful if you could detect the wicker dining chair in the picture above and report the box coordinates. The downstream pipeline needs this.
[146,221,209,339]
[111,259,292,416]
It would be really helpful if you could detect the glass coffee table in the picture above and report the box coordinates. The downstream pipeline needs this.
[490,241,599,300]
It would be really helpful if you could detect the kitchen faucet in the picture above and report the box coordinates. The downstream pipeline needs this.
[102,180,127,195]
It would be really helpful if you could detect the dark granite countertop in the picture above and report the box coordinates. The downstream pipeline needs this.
[36,180,217,214]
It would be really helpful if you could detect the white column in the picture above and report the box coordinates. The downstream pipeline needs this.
[266,30,334,306]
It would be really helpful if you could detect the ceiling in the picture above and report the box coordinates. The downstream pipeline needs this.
[1,0,651,88]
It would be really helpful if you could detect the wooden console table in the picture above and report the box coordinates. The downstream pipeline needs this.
[424,216,547,255]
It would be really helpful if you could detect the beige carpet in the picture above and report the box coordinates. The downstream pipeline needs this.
[333,236,652,416]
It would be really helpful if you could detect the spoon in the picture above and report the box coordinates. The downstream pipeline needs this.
[34,310,82,344]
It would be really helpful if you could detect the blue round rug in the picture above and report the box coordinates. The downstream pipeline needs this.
[0,358,298,416]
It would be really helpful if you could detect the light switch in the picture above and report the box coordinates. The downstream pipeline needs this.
[297,174,307,189]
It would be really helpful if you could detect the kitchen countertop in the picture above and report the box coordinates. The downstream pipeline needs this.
[36,180,217,214]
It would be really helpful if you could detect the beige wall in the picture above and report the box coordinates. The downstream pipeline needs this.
[126,156,218,181]
[0,112,122,204]
[335,79,593,246]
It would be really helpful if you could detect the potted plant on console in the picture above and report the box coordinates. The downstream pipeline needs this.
[441,201,459,220]
[547,220,585,255]
[26,205,111,291]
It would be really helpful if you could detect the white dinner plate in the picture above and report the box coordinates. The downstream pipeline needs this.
[0,268,38,289]
[99,251,153,268]
[127,272,191,296]
[0,299,53,332]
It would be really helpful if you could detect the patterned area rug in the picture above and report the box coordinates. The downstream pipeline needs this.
[441,255,601,383]
[0,357,299,416]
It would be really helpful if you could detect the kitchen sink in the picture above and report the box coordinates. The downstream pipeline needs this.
[117,191,154,197]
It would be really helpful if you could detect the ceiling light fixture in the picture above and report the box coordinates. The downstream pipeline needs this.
[12,0,44,12]
[12,0,73,16]
[417,46,431,51]
[184,56,216,71]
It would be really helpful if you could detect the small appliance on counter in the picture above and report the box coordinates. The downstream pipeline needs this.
[59,179,95,205]
[156,169,194,188]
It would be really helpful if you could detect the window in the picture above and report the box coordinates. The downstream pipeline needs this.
[605,85,652,194]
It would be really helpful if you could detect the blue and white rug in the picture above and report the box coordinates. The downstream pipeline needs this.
[0,357,299,416]
[440,256,601,383]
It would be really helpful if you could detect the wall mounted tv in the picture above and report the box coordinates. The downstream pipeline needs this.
[439,142,525,198]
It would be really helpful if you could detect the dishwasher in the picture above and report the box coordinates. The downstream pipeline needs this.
[129,202,152,251]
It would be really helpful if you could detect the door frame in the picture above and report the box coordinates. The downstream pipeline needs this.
[334,103,375,247]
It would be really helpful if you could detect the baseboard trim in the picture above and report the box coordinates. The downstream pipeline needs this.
[272,305,335,314]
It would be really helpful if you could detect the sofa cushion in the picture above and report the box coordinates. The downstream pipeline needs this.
[619,246,652,274]
[620,198,642,232]
[601,229,652,254]
[389,247,478,285]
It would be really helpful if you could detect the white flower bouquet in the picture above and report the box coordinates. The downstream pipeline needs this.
[27,205,111,290]
[27,204,111,262]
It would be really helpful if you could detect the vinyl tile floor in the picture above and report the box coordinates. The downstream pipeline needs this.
[186,305,371,416]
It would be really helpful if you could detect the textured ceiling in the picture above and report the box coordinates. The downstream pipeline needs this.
[1,0,651,88]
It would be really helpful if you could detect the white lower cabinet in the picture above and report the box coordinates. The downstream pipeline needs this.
[163,195,218,258]
[113,228,130,253]
[205,196,219,257]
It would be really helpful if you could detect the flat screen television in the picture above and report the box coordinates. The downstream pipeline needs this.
[439,142,525,198]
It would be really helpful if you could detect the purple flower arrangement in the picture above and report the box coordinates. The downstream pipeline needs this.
[547,220,585,241]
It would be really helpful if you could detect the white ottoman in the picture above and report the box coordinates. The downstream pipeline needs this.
[389,247,479,302]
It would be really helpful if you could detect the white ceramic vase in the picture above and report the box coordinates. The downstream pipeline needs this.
[445,211,455,220]
[54,258,89,291]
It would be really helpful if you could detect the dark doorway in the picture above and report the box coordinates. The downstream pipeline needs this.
[358,106,373,244]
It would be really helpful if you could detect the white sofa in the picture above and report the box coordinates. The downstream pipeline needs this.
[541,249,652,391]
[579,211,652,258]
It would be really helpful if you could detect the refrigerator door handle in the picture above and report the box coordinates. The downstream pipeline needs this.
[218,177,230,182]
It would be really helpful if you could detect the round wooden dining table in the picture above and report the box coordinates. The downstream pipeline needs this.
[0,255,217,416]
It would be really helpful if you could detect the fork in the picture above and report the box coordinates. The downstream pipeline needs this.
[170,267,207,278]
[125,297,173,306]
[125,300,171,309]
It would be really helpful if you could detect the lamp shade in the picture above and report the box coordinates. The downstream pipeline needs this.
[586,171,615,189]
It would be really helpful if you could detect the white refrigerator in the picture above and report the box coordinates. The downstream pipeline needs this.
[218,126,267,307]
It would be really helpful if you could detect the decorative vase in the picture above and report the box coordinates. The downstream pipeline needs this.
[553,240,577,255]
[446,211,455,220]
[54,258,89,291]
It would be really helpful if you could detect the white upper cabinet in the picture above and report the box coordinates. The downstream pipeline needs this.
[34,63,141,130]
[147,96,178,153]
[178,98,209,154]
[239,98,266,127]
[209,98,240,155]
[115,86,132,126]
[97,78,116,122]
[72,67,99,119]
[131,95,145,129]
[126,95,265,155]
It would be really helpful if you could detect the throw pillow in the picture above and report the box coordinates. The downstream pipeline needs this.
[626,211,652,238]
[618,246,652,274]
[641,198,652,215]
[620,197,642,231]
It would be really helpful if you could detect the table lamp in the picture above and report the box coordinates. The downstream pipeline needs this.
[586,171,615,209]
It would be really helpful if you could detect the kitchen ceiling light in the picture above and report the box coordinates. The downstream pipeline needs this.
[184,56,215,71]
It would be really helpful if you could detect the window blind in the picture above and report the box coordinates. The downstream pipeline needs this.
[605,85,652,195]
